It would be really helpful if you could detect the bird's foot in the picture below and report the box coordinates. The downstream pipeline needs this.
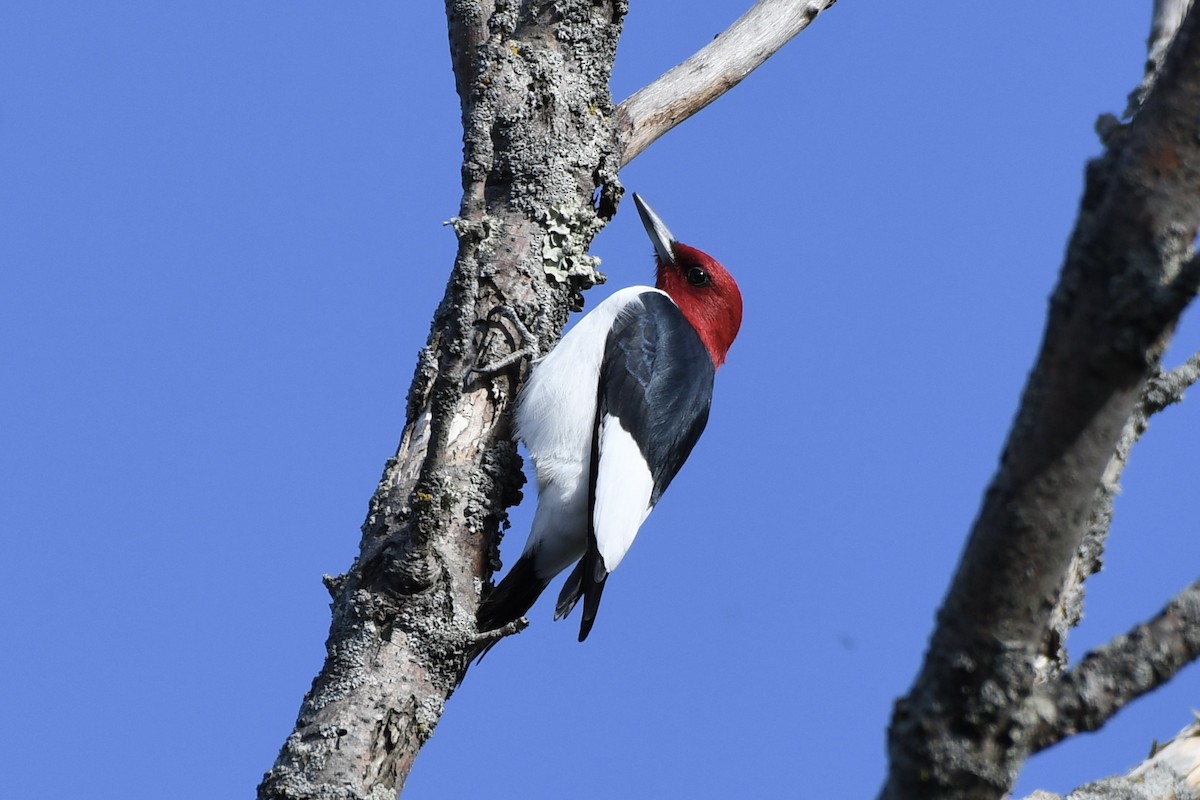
[471,616,530,663]
[467,305,540,384]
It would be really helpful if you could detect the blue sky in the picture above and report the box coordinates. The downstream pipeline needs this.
[4,3,1198,798]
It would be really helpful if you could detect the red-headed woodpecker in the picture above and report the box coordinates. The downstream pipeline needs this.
[477,194,742,642]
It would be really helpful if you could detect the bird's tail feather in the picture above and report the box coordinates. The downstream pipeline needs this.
[477,554,549,632]
[577,551,609,642]
[554,560,585,620]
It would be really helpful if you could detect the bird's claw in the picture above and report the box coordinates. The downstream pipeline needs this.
[468,305,540,382]
[472,616,530,663]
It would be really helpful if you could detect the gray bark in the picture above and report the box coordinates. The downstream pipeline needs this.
[1023,580,1200,754]
[256,1,1200,798]
[1128,0,1196,114]
[257,2,824,797]
[881,6,1200,799]
[257,2,624,796]
[1024,721,1200,800]
[1038,354,1200,685]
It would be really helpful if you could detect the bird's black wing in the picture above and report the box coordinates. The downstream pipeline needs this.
[576,291,715,641]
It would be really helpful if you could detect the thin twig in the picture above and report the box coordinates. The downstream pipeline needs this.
[1145,351,1200,414]
[616,0,837,166]
[1022,581,1200,753]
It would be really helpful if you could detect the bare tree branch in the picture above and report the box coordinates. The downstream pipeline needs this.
[257,0,1200,796]
[1038,351,1200,682]
[1129,720,1200,796]
[1147,350,1200,410]
[1023,352,1200,749]
[882,5,1200,798]
[261,1,859,795]
[258,2,626,796]
[615,0,836,166]
[1151,0,1198,62]
[444,0,492,120]
[1022,580,1200,753]
[1129,0,1197,115]
[1044,0,1200,691]
[1023,767,1192,800]
[1022,721,1200,800]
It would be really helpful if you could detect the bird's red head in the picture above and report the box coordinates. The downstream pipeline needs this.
[634,194,742,368]
[655,243,742,368]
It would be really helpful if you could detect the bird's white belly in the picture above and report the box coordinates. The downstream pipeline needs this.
[511,286,668,581]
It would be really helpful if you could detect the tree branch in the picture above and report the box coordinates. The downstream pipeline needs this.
[1146,350,1200,411]
[882,5,1200,798]
[1037,350,1200,682]
[615,0,836,166]
[444,0,493,119]
[1043,0,1200,689]
[1021,720,1200,800]
[1023,580,1200,753]
[1128,0,1196,115]
[261,1,847,795]
[1129,719,1200,796]
[258,2,626,797]
[1023,766,1192,800]
[1024,354,1200,744]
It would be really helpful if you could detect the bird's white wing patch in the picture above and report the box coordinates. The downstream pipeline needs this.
[592,412,654,574]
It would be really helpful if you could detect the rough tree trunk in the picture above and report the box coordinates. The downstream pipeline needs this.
[257,2,1200,798]
[257,1,625,796]
[257,2,832,796]
[883,5,1200,799]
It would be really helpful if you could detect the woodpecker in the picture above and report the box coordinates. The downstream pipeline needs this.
[477,194,742,642]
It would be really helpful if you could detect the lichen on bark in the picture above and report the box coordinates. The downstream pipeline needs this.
[259,3,628,798]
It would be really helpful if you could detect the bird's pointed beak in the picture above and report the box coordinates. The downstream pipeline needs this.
[633,193,677,265]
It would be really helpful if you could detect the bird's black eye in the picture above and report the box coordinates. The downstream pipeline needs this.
[686,266,711,287]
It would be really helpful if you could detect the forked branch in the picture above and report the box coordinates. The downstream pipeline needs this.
[1039,351,1200,681]
[882,5,1200,797]
[1024,580,1200,753]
